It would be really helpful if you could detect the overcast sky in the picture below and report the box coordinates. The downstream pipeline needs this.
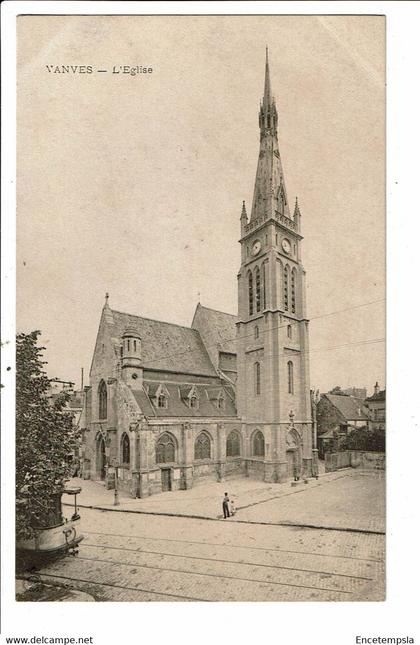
[17,15,385,394]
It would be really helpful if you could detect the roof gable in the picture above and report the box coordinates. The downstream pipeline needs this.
[191,304,237,371]
[324,394,369,421]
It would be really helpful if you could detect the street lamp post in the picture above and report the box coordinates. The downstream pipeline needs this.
[114,462,120,506]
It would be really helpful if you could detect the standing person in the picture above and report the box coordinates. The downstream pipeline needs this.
[222,492,230,518]
[230,498,236,516]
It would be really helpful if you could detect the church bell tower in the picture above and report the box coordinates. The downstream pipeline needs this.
[236,49,313,482]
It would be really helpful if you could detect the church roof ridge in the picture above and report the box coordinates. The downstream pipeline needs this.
[109,307,199,333]
[196,304,238,320]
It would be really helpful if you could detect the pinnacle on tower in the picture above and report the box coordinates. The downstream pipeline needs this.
[294,197,301,219]
[240,200,248,222]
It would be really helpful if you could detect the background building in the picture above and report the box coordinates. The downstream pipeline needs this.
[365,382,386,432]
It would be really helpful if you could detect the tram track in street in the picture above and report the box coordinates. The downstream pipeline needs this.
[86,529,382,562]
[32,505,384,601]
[82,542,374,580]
[68,552,356,594]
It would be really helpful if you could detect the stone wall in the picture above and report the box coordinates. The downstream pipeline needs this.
[325,451,385,472]
[246,458,265,480]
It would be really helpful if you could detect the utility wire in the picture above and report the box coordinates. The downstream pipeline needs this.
[141,298,385,366]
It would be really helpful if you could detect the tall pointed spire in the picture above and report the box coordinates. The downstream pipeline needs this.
[250,50,290,222]
[263,46,272,109]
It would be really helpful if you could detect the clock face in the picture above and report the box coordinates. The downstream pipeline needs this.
[252,240,262,256]
[282,238,291,254]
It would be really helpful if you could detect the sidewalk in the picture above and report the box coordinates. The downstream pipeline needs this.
[64,469,385,533]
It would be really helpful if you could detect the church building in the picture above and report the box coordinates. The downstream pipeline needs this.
[79,51,316,497]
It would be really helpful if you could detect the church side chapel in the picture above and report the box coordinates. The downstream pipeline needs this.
[79,51,316,497]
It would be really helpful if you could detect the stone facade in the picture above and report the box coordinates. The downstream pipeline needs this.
[79,51,316,497]
[235,51,313,483]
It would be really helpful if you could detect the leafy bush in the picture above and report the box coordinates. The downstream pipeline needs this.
[341,426,385,452]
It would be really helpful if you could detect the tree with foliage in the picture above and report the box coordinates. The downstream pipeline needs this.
[341,426,385,452]
[16,331,78,540]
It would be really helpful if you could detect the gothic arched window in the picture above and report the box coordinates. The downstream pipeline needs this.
[254,362,261,396]
[156,433,176,464]
[226,431,241,457]
[255,266,261,313]
[194,432,211,460]
[288,361,294,394]
[283,265,290,311]
[254,326,259,340]
[262,262,267,310]
[291,268,297,314]
[98,380,107,420]
[252,430,265,457]
[248,271,254,316]
[121,433,130,466]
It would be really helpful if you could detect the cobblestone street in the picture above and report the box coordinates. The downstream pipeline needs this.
[27,471,385,602]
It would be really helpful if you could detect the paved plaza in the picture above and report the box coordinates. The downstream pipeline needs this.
[65,468,385,533]
[22,469,385,602]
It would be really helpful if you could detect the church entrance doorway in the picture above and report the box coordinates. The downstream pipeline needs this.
[286,450,297,479]
[98,437,106,480]
[286,428,302,480]
[161,468,172,492]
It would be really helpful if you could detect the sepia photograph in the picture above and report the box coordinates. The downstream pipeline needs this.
[11,13,387,605]
[15,15,386,602]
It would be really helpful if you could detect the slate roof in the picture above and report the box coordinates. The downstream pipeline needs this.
[191,304,237,371]
[134,382,237,418]
[323,394,369,421]
[108,308,217,377]
[131,390,156,417]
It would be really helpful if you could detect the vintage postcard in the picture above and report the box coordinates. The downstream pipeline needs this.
[4,4,417,645]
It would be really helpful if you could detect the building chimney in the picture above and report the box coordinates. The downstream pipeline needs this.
[374,381,379,396]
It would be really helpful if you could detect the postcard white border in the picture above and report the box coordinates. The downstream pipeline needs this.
[2,2,420,644]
